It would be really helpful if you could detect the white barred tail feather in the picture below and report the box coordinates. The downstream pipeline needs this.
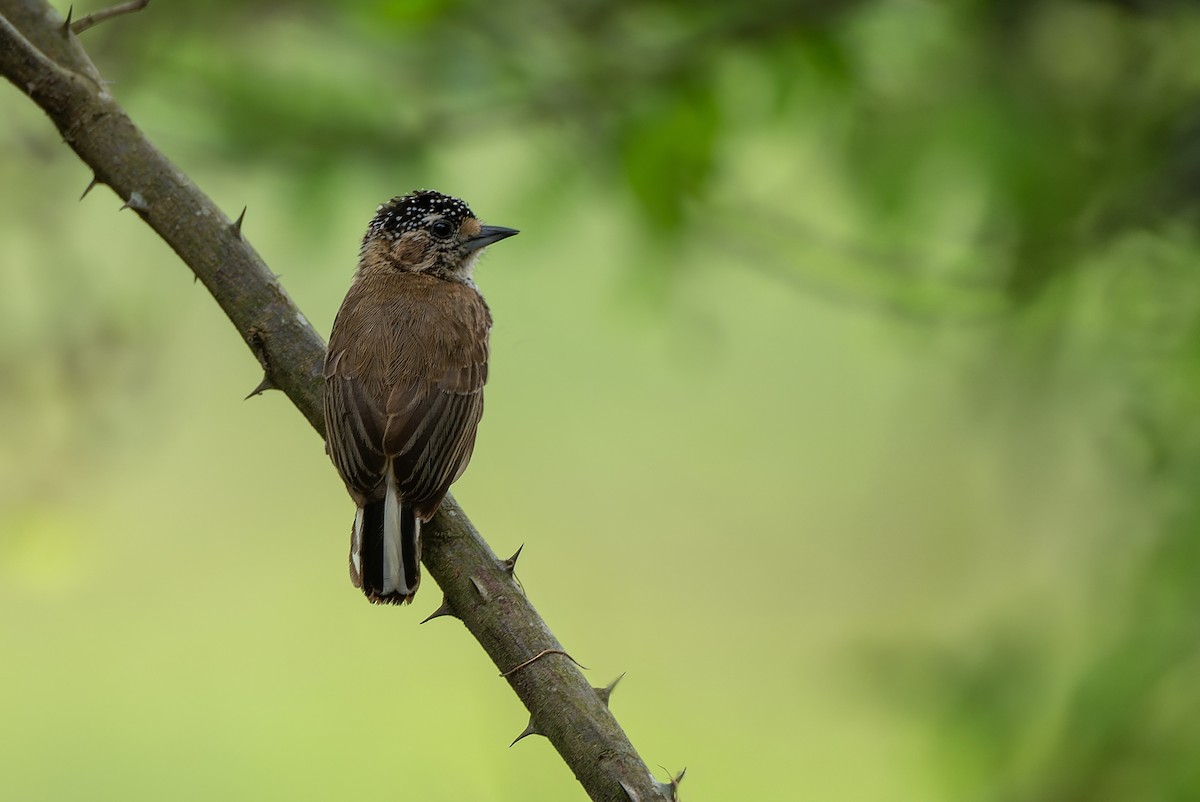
[350,468,422,604]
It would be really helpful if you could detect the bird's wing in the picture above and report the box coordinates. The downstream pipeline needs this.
[324,277,491,515]
[383,336,487,520]
[323,346,389,501]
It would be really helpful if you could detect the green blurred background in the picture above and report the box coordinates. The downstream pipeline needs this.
[4,1,1200,799]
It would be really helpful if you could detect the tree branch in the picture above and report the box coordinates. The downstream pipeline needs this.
[70,0,149,34]
[0,3,674,800]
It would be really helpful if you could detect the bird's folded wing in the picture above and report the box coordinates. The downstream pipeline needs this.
[384,360,486,518]
[323,348,389,499]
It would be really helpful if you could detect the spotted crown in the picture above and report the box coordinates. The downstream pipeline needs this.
[367,190,474,241]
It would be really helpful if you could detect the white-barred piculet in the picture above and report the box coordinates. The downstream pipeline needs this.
[323,190,517,604]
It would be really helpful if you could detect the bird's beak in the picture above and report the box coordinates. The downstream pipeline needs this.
[462,225,519,253]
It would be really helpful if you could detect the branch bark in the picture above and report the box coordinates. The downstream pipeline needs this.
[70,0,150,35]
[0,3,674,800]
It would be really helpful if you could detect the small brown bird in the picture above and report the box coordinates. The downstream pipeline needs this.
[323,190,517,605]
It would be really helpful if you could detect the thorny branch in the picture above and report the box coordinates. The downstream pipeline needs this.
[0,2,677,800]
[70,0,149,34]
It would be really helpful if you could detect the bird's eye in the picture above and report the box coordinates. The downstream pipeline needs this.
[429,219,454,238]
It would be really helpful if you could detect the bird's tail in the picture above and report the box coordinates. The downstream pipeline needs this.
[350,475,421,604]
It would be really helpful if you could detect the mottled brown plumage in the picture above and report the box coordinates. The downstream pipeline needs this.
[324,191,517,604]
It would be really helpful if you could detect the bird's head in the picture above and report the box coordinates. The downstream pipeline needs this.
[359,190,518,284]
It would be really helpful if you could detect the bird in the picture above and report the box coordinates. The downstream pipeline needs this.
[323,190,518,605]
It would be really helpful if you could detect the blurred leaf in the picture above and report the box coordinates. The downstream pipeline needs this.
[620,82,720,231]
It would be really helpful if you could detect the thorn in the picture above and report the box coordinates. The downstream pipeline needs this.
[80,175,99,201]
[594,673,625,707]
[244,373,276,399]
[509,716,542,747]
[469,575,489,601]
[61,6,73,35]
[502,543,524,574]
[231,206,246,238]
[619,780,640,802]
[653,768,686,801]
[118,191,147,212]
[71,0,151,35]
[419,595,456,624]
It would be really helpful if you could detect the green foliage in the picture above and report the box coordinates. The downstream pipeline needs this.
[5,1,1200,799]
[86,0,1200,310]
